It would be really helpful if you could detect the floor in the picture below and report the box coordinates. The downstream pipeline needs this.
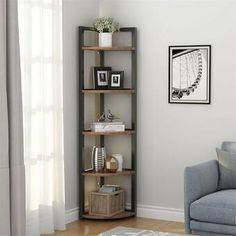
[44,217,185,236]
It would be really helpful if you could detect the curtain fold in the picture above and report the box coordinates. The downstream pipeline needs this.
[0,0,26,235]
[18,0,65,235]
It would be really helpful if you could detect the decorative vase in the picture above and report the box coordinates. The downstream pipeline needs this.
[92,146,106,172]
[99,32,112,47]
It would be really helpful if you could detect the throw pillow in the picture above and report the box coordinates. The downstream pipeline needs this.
[216,148,236,190]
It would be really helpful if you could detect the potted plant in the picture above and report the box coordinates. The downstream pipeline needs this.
[94,17,119,47]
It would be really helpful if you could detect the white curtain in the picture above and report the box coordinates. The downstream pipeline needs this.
[18,0,65,235]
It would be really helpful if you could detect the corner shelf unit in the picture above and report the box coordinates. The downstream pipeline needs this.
[78,26,137,220]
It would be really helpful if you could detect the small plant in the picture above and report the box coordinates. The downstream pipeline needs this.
[94,17,119,33]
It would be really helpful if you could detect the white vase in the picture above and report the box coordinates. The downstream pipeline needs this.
[99,32,112,47]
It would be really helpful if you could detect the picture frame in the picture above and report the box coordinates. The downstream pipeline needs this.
[108,71,124,89]
[168,45,211,104]
[94,67,112,89]
[83,147,94,172]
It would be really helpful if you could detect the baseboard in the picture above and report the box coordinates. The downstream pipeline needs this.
[66,207,79,224]
[137,204,184,222]
[65,204,184,224]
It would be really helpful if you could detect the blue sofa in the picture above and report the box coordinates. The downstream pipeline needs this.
[184,142,236,235]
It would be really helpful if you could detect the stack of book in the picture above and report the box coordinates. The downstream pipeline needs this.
[91,122,125,132]
[98,184,121,193]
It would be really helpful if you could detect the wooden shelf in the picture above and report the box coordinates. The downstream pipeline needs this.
[82,170,135,177]
[81,89,135,94]
[82,210,135,220]
[82,129,135,136]
[82,46,136,51]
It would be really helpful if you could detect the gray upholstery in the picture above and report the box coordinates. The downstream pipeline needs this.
[190,190,236,225]
[191,221,236,235]
[184,141,236,235]
[184,160,219,233]
[217,148,236,190]
[222,141,236,152]
[192,230,234,236]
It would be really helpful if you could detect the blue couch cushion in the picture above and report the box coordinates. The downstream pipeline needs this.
[190,190,236,225]
[216,148,236,190]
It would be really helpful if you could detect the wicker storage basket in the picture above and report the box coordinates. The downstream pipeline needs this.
[89,189,125,217]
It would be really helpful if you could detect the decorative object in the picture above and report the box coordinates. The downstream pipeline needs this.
[111,154,123,172]
[89,190,125,217]
[216,148,236,190]
[94,67,112,89]
[99,227,179,236]
[107,109,119,122]
[94,17,120,47]
[97,110,120,123]
[92,146,106,172]
[108,71,124,89]
[99,184,121,193]
[98,112,106,122]
[92,110,124,132]
[169,45,211,104]
[83,147,94,171]
[105,156,118,173]
[91,122,125,132]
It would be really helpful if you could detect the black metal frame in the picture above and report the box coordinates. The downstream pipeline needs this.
[78,26,137,219]
[168,45,211,105]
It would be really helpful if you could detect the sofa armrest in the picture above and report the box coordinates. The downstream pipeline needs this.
[184,160,219,234]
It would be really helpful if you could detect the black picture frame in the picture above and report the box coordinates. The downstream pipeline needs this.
[168,45,211,104]
[94,67,112,89]
[108,71,124,89]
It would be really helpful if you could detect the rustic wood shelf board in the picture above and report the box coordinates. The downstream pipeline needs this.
[82,170,135,177]
[82,129,135,136]
[81,89,135,94]
[82,211,135,220]
[82,46,136,51]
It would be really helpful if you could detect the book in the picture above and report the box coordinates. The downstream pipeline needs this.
[98,186,116,193]
[91,123,125,132]
[92,122,123,126]
[102,184,121,191]
[98,184,121,193]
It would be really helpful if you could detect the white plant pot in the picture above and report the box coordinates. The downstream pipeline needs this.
[99,32,113,47]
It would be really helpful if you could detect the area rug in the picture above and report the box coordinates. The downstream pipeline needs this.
[98,226,179,236]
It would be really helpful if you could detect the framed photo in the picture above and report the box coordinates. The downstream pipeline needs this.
[83,147,93,172]
[169,45,211,104]
[108,71,124,89]
[94,67,112,89]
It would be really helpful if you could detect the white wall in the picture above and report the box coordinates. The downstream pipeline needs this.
[99,0,236,213]
[63,0,99,211]
[63,0,236,221]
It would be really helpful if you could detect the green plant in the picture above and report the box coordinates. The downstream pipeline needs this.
[94,17,119,33]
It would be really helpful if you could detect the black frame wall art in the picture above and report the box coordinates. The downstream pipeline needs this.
[168,45,211,104]
[94,67,112,89]
[108,71,124,89]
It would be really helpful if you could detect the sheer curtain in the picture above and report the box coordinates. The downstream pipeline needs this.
[18,0,65,235]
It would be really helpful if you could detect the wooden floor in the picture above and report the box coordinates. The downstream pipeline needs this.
[43,217,185,236]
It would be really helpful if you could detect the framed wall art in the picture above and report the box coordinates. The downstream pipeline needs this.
[168,45,211,104]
